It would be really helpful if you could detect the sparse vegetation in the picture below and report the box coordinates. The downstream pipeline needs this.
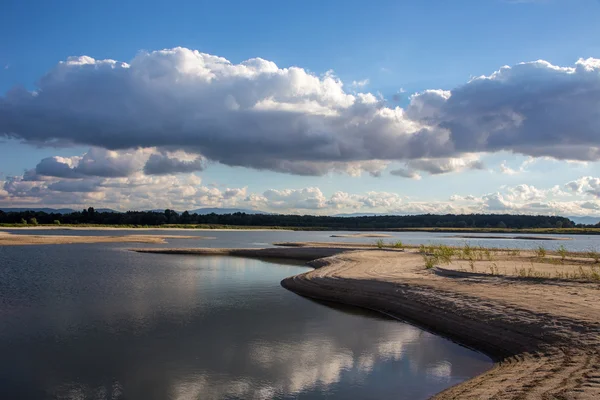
[557,244,568,261]
[392,240,404,249]
[434,245,455,264]
[535,245,547,258]
[489,263,500,275]
[423,254,437,269]
[469,259,476,272]
[461,243,473,260]
[375,239,385,249]
[587,248,600,263]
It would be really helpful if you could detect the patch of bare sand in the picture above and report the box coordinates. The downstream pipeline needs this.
[0,231,213,246]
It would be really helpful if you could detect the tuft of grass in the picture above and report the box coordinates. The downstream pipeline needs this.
[461,243,473,260]
[535,245,547,259]
[392,240,404,249]
[489,263,500,275]
[469,259,476,272]
[587,248,600,263]
[484,248,496,261]
[423,254,437,269]
[556,245,568,261]
[375,239,385,249]
[508,248,521,257]
[433,245,455,264]
[514,265,551,279]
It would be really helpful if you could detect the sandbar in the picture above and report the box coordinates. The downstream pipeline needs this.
[451,234,572,241]
[329,233,392,238]
[0,231,213,246]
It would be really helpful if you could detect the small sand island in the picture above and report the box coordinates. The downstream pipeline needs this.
[133,242,600,399]
[0,231,213,246]
[451,234,572,241]
[330,233,392,238]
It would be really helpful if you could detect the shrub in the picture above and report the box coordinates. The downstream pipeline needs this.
[29,218,38,225]
[53,220,61,225]
[375,239,385,249]
[20,218,27,225]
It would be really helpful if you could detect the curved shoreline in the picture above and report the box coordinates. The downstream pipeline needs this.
[132,246,600,399]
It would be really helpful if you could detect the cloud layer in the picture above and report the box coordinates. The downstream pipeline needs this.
[1,48,599,177]
[2,149,600,216]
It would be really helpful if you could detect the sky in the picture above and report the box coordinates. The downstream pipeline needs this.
[1,0,600,215]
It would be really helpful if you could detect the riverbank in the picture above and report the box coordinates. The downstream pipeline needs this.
[133,244,600,399]
[2,224,600,235]
[0,231,213,245]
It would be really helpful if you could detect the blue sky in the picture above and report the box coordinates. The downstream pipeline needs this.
[1,0,600,215]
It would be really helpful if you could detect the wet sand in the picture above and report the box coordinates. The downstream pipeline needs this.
[0,231,213,246]
[134,244,600,399]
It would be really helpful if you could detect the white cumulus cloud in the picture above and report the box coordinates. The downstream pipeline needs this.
[1,48,599,177]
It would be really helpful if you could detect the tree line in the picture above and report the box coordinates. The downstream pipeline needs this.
[0,208,584,229]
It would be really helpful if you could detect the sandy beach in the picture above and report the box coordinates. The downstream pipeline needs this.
[134,243,600,399]
[0,231,213,246]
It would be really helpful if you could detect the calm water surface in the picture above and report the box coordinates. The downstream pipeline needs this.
[5,228,598,251]
[0,239,492,399]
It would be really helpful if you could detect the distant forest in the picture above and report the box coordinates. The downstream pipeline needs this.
[0,208,589,229]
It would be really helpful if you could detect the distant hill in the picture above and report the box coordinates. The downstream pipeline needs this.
[334,212,391,217]
[0,207,76,214]
[145,207,269,215]
[189,207,269,215]
[0,207,119,214]
[569,216,600,226]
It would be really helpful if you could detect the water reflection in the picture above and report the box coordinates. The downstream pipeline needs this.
[0,244,491,399]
